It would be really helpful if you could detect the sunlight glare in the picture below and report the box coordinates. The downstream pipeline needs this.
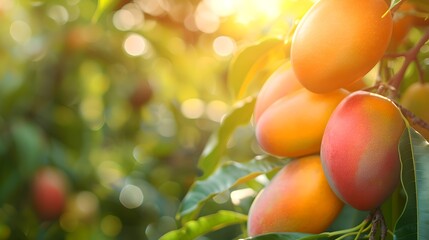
[231,188,256,206]
[204,0,236,17]
[234,0,282,25]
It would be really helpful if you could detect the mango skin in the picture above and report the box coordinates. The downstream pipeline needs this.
[321,91,405,211]
[247,155,343,236]
[291,0,392,93]
[253,65,302,123]
[400,82,429,140]
[256,88,349,157]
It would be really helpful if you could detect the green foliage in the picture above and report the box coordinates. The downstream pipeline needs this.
[161,210,247,240]
[227,38,289,100]
[389,0,404,10]
[92,0,118,23]
[395,126,429,239]
[178,156,290,223]
[197,97,256,180]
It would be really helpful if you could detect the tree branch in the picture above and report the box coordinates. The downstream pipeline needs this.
[386,29,429,98]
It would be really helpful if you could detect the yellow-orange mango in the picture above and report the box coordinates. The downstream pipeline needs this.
[321,91,405,211]
[247,155,343,236]
[253,65,302,123]
[291,0,392,93]
[400,82,429,140]
[256,88,348,157]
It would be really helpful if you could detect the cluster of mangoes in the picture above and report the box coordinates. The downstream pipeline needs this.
[246,0,429,236]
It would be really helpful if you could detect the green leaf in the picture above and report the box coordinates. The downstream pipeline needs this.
[178,156,290,223]
[394,126,429,239]
[388,0,403,10]
[160,210,247,240]
[0,173,20,205]
[243,232,331,240]
[227,38,289,100]
[92,0,118,23]
[198,96,255,180]
[11,120,45,175]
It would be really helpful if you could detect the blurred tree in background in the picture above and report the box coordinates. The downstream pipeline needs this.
[0,0,308,239]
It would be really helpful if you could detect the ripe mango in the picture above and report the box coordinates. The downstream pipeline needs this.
[256,88,348,157]
[291,0,392,93]
[247,155,343,236]
[321,91,405,211]
[253,65,302,123]
[400,82,429,140]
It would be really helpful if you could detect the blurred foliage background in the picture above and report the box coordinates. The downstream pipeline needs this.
[0,0,312,239]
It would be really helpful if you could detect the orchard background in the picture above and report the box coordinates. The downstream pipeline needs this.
[0,0,429,239]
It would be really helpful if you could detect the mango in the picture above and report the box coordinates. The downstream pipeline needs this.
[291,0,392,93]
[400,82,429,140]
[253,64,302,123]
[247,155,343,236]
[321,91,405,211]
[256,88,348,157]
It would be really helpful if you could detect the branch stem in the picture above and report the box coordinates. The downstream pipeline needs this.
[387,29,429,98]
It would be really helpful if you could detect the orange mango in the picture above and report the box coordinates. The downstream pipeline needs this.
[247,155,343,236]
[253,65,302,123]
[256,88,348,157]
[291,0,392,93]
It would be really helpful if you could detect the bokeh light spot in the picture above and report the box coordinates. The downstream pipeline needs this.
[195,2,220,33]
[206,100,229,122]
[113,9,135,31]
[119,184,144,209]
[97,161,123,187]
[123,33,150,57]
[113,4,144,31]
[75,191,99,219]
[101,215,122,237]
[48,5,69,25]
[181,98,205,119]
[10,20,32,43]
[213,36,236,57]
[136,0,164,16]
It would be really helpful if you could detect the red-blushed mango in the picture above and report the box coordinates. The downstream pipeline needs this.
[253,64,302,123]
[400,82,429,140]
[32,166,69,220]
[256,88,349,157]
[321,91,405,211]
[291,0,392,93]
[247,155,343,236]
